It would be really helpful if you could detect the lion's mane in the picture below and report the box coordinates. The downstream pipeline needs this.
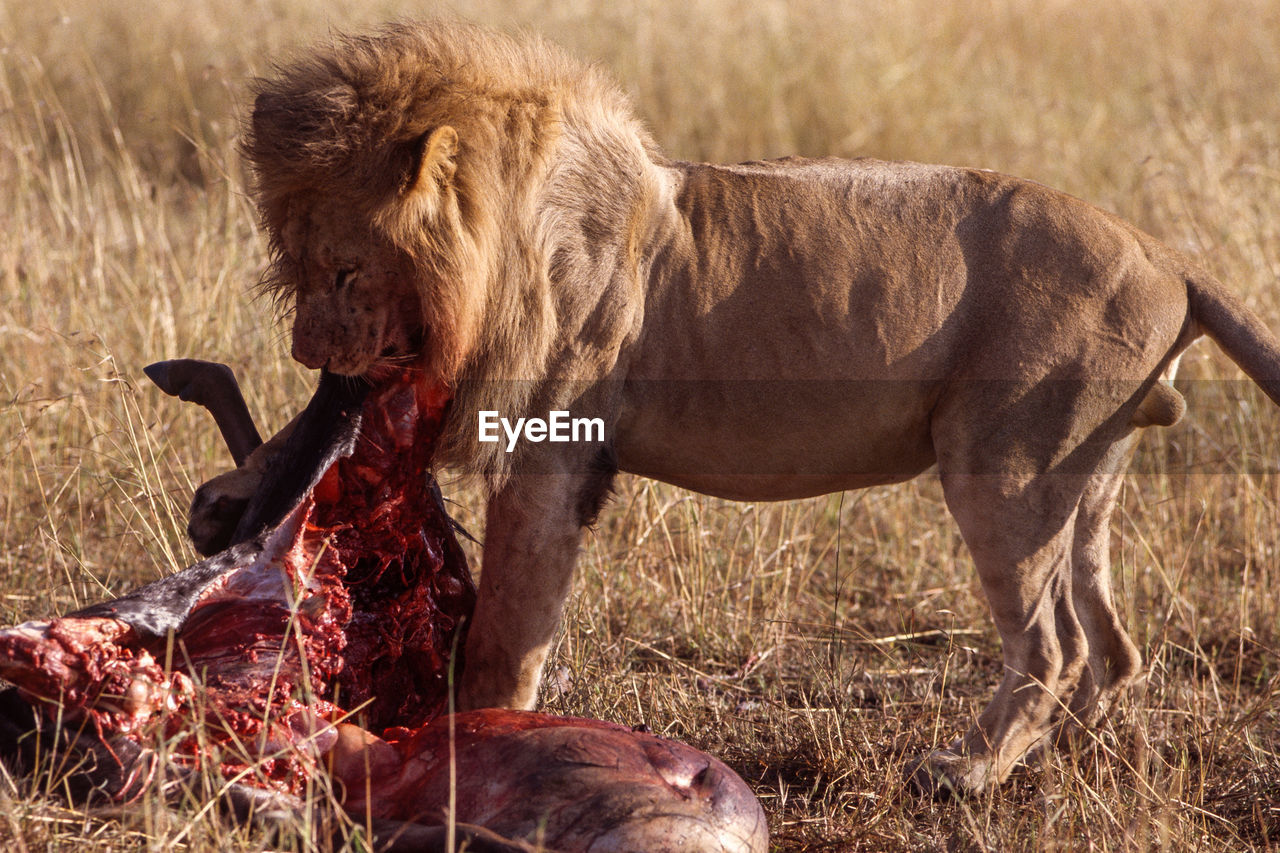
[242,21,663,483]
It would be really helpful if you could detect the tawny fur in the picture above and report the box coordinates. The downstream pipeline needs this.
[197,20,1280,795]
[243,22,659,485]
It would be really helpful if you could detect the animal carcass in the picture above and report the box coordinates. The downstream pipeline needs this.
[0,363,766,853]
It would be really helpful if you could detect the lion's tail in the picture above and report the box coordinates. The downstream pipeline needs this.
[1187,271,1280,408]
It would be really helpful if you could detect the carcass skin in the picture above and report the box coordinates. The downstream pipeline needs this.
[0,367,767,853]
[331,708,766,852]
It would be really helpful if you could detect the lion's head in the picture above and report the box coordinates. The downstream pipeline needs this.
[268,193,429,376]
[241,21,658,480]
[241,23,525,381]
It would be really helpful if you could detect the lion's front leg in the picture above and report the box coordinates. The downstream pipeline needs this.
[459,467,599,711]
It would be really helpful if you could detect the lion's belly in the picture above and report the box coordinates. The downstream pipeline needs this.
[628,466,935,502]
[614,379,938,501]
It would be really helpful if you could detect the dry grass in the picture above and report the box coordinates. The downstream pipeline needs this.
[2,0,1280,849]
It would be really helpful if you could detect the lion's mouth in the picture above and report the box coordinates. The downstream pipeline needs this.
[374,326,427,367]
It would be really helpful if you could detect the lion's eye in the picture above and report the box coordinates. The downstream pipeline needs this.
[335,269,358,290]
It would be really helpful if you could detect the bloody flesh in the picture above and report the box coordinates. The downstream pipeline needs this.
[0,370,769,852]
[304,378,473,732]
[0,374,472,796]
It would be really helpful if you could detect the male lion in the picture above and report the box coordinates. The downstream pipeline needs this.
[192,21,1280,794]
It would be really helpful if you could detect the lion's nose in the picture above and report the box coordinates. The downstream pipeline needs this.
[291,336,328,370]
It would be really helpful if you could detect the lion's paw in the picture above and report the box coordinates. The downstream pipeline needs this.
[905,747,1000,798]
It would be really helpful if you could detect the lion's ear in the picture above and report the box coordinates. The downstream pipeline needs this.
[407,126,459,199]
[383,126,459,235]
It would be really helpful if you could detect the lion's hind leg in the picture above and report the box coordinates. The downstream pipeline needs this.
[912,463,1092,795]
[1057,437,1144,741]
[910,366,1166,795]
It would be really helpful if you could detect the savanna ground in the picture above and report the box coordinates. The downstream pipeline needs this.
[2,0,1279,849]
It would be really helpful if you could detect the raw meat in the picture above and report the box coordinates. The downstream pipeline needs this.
[0,368,766,853]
